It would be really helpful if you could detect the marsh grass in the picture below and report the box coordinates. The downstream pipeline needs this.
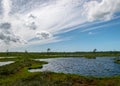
[0,52,120,86]
[114,56,120,64]
[115,59,120,64]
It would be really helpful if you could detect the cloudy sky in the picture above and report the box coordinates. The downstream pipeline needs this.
[0,0,120,52]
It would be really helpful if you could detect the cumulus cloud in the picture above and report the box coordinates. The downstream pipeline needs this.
[84,0,120,21]
[36,31,52,40]
[0,22,11,29]
[0,32,21,44]
[0,22,25,44]
[25,14,37,30]
[27,22,37,30]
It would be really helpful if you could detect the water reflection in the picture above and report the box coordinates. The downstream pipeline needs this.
[29,57,120,77]
[0,61,14,66]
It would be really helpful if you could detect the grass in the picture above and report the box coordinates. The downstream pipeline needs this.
[0,52,120,86]
[114,56,120,64]
[115,60,120,64]
[0,51,120,58]
[0,57,47,85]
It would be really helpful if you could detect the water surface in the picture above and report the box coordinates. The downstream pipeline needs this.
[29,57,120,77]
[0,61,14,66]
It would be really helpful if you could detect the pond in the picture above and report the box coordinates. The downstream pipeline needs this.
[0,61,14,66]
[29,57,120,77]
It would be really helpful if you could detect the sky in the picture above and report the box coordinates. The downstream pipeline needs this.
[0,0,120,52]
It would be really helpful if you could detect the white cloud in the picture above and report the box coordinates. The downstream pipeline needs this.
[0,0,120,51]
[2,0,12,20]
[88,32,96,35]
[84,0,120,21]
[81,21,120,32]
[0,22,26,44]
[36,31,52,40]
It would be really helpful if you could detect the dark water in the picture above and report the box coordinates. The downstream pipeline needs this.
[29,57,120,77]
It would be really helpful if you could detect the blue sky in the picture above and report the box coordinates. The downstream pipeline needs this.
[0,0,120,52]
[12,17,120,52]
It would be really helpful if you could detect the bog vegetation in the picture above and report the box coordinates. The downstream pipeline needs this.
[0,51,120,86]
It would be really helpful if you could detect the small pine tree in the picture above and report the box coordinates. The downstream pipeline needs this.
[47,48,51,52]
[6,49,9,56]
[25,50,28,53]
[93,49,97,53]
